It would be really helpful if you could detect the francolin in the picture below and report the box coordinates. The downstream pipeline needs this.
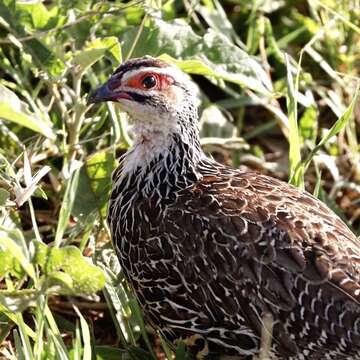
[89,57,360,360]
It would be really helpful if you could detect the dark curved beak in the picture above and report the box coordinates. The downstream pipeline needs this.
[87,83,115,105]
[87,79,133,105]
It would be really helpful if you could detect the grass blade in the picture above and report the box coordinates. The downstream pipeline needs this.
[74,306,92,360]
[285,54,304,188]
[54,166,81,247]
[302,84,360,173]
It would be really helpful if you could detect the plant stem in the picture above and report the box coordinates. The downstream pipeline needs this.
[67,71,86,164]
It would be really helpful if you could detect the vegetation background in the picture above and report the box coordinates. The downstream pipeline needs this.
[0,0,359,359]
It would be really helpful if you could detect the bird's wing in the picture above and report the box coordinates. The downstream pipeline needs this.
[161,171,360,355]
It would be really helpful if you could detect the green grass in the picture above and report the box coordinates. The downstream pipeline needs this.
[0,0,359,359]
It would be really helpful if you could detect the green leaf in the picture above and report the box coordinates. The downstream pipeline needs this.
[16,2,58,30]
[72,150,116,222]
[0,230,36,280]
[73,321,82,360]
[46,271,74,291]
[285,54,303,188]
[301,84,360,173]
[128,346,154,360]
[35,242,106,294]
[0,188,10,206]
[0,250,23,278]
[129,298,156,359]
[0,228,27,281]
[291,84,360,184]
[197,0,244,47]
[0,303,36,339]
[264,17,285,64]
[299,105,318,144]
[0,84,55,139]
[72,166,98,222]
[44,305,70,359]
[0,1,64,76]
[158,335,173,360]
[74,307,92,360]
[73,37,122,73]
[0,290,38,313]
[54,165,81,247]
[93,346,127,360]
[174,341,192,360]
[122,18,272,95]
[14,310,35,360]
[86,150,116,219]
[14,329,26,360]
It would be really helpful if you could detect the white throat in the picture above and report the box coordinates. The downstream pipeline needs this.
[118,89,201,179]
[121,116,178,176]
[113,110,204,200]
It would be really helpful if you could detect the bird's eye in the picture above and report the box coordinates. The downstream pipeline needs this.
[142,75,157,89]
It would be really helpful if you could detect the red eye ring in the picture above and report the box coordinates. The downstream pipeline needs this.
[142,75,157,89]
[124,72,174,90]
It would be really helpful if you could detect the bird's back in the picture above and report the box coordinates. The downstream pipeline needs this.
[164,166,360,359]
[109,160,360,359]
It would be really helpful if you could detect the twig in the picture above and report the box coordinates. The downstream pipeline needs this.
[67,70,86,163]
[125,13,148,60]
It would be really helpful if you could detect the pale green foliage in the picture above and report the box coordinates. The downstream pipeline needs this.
[0,0,359,359]
[0,84,54,139]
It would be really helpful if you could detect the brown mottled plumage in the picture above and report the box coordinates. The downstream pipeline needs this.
[89,57,360,359]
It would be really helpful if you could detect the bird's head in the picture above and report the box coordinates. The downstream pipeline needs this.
[89,57,203,177]
[88,57,198,132]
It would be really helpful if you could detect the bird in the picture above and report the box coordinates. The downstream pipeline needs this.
[88,56,360,360]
